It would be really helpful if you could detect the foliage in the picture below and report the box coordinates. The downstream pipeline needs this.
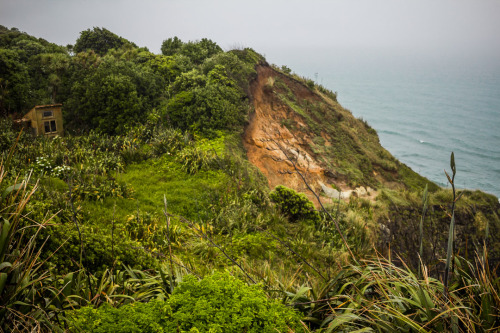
[0,147,61,332]
[71,176,133,202]
[0,26,69,114]
[150,127,188,156]
[176,145,218,175]
[270,185,320,223]
[281,65,292,74]
[166,65,250,134]
[29,52,71,103]
[69,272,305,332]
[41,222,156,275]
[146,53,184,83]
[202,51,257,94]
[0,26,257,136]
[308,255,500,332]
[74,27,136,56]
[0,48,30,115]
[179,38,223,65]
[229,47,266,67]
[65,55,163,134]
[161,36,183,56]
[0,118,22,153]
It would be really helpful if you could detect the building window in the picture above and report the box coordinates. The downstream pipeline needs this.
[42,110,53,118]
[44,120,57,133]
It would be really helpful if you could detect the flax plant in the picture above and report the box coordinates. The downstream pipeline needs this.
[418,184,429,278]
[312,253,499,332]
[0,140,57,331]
[443,152,463,299]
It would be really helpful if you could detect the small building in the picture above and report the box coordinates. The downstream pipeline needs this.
[22,104,64,137]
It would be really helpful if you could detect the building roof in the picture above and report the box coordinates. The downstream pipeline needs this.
[34,104,62,109]
[13,118,31,123]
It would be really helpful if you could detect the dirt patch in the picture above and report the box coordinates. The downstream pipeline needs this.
[242,65,369,206]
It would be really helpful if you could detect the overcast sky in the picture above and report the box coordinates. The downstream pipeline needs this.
[1,0,499,70]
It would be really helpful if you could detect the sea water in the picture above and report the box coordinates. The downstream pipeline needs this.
[273,50,500,198]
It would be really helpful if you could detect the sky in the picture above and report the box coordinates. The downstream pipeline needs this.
[1,0,500,70]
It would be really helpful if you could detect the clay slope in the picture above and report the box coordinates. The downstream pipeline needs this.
[243,64,421,205]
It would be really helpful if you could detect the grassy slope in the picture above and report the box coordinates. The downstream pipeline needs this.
[83,155,229,223]
[270,68,438,191]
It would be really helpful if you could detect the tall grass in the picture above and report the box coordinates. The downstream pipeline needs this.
[0,141,180,332]
[309,253,499,332]
[0,138,56,331]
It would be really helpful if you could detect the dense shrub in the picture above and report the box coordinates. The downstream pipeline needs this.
[270,185,320,223]
[69,271,304,332]
[160,36,183,56]
[42,222,155,275]
[175,145,218,175]
[166,65,249,134]
[74,27,135,56]
[150,127,187,156]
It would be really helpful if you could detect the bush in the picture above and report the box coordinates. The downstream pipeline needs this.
[269,185,320,223]
[176,145,218,175]
[42,222,155,275]
[150,127,187,156]
[281,65,292,74]
[69,271,304,332]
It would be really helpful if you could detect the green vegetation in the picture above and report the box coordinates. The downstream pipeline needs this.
[0,26,262,136]
[73,27,137,56]
[270,185,320,223]
[69,272,304,332]
[0,26,499,332]
[269,67,403,188]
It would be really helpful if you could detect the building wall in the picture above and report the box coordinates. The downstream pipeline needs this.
[25,105,64,137]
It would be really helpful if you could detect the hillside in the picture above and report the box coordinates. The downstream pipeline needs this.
[1,26,499,332]
[244,64,432,204]
[243,62,500,268]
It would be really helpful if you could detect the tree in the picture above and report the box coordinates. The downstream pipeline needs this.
[161,36,183,56]
[179,38,222,65]
[29,53,71,103]
[13,39,45,61]
[74,27,135,56]
[146,54,183,83]
[0,26,67,57]
[68,71,142,135]
[0,49,30,115]
[166,66,248,133]
[64,55,163,134]
[202,52,257,94]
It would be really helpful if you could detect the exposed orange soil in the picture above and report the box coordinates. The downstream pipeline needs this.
[243,65,351,206]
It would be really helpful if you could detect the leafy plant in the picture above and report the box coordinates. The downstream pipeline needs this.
[0,144,58,331]
[176,145,218,175]
[150,126,187,156]
[69,271,305,332]
[270,185,320,223]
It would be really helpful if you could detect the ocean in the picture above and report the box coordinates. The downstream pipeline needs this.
[270,50,500,198]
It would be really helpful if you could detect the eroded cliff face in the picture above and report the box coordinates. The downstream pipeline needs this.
[243,66,322,203]
[242,64,500,268]
[243,65,381,205]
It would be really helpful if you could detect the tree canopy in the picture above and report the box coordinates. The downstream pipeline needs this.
[74,27,136,56]
[0,26,262,135]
